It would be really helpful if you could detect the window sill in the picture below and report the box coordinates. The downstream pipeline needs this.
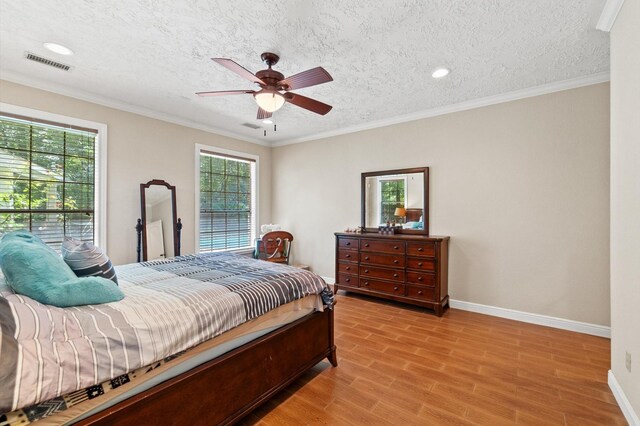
[201,247,255,256]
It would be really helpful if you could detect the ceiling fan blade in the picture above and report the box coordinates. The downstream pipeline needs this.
[284,92,332,115]
[257,108,272,120]
[212,58,266,85]
[279,67,333,91]
[196,90,255,97]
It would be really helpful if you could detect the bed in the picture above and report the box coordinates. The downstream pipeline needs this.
[0,252,337,425]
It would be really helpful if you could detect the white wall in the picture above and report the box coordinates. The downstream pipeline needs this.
[610,0,640,417]
[272,83,610,326]
[0,79,272,265]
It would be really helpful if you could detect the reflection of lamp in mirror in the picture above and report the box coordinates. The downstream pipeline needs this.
[394,207,406,223]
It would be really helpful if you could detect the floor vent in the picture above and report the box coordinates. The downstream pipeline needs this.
[241,122,261,129]
[25,52,71,71]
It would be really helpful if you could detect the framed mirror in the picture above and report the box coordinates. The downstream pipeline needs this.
[138,179,181,261]
[361,167,429,235]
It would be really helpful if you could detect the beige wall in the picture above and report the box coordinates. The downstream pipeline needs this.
[273,83,610,326]
[0,80,272,265]
[610,0,640,416]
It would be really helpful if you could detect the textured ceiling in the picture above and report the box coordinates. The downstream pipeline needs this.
[0,0,609,145]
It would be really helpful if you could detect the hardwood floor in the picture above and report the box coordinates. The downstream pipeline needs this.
[240,292,626,425]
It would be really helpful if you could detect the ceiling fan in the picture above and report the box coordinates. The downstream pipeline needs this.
[196,52,333,119]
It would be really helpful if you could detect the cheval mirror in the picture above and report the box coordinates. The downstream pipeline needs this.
[136,179,182,262]
[361,167,429,235]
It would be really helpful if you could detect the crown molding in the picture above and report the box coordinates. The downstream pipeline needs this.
[0,71,271,147]
[272,71,610,147]
[1,70,610,149]
[597,0,626,32]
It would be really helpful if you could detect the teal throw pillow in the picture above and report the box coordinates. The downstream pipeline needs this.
[0,230,124,307]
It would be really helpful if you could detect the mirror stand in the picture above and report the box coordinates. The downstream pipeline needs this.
[136,179,182,262]
[136,218,143,262]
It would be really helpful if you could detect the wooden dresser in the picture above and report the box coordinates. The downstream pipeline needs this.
[334,232,450,316]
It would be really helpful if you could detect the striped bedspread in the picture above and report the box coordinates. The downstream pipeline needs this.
[0,252,329,413]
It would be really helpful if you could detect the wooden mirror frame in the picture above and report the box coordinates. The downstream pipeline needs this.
[361,167,429,235]
[139,179,181,261]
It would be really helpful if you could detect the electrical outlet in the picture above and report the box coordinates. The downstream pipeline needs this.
[626,352,632,372]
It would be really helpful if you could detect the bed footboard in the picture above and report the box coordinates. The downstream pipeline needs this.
[78,307,336,425]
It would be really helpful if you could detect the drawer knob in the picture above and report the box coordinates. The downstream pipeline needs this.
[393,260,399,264]
[365,256,370,261]
[394,246,399,250]
[418,247,424,252]
[418,262,423,267]
[364,269,369,273]
[346,266,350,270]
[364,243,370,247]
[394,286,399,291]
[418,277,423,281]
[346,278,350,282]
[346,242,351,246]
[345,254,351,258]
[364,282,369,286]
[418,290,423,295]
[393,273,398,278]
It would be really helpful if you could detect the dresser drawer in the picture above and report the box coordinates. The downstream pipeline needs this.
[337,237,359,249]
[360,278,405,296]
[406,271,436,287]
[406,257,436,272]
[406,285,435,301]
[337,249,358,262]
[360,252,405,268]
[360,239,405,254]
[337,274,358,287]
[406,242,435,257]
[337,263,358,275]
[360,265,404,282]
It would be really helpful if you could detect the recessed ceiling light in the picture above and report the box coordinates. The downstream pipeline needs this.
[43,42,74,56]
[431,68,450,79]
[262,119,273,124]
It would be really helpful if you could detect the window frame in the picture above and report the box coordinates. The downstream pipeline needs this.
[0,102,108,250]
[194,143,259,253]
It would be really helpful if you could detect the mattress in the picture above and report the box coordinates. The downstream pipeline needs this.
[0,295,323,425]
[0,252,331,418]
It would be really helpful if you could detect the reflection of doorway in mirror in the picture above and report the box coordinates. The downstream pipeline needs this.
[145,186,174,258]
[147,220,165,260]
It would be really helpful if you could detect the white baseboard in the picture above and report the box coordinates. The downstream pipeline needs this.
[323,275,609,337]
[609,370,640,426]
[449,299,610,338]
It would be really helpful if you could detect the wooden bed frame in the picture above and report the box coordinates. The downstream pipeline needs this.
[78,307,336,425]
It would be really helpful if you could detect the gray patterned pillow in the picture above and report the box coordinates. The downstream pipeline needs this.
[61,238,118,285]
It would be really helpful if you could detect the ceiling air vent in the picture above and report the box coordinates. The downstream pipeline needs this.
[25,52,71,71]
[241,122,261,129]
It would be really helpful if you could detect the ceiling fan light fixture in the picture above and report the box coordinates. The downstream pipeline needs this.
[254,90,285,112]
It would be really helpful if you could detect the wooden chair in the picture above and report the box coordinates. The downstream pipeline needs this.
[258,231,294,264]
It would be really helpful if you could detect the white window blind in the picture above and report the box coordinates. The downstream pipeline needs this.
[0,113,98,251]
[198,150,256,252]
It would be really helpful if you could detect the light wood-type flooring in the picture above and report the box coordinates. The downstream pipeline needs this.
[240,291,626,425]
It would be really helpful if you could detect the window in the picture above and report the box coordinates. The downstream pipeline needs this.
[0,108,105,251]
[378,177,406,224]
[197,146,257,252]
